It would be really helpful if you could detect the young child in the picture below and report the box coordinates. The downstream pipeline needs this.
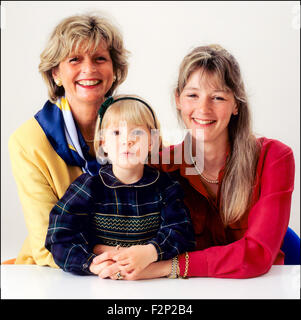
[45,95,195,277]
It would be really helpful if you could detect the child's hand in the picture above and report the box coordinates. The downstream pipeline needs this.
[113,244,158,276]
[90,245,124,276]
[89,258,115,276]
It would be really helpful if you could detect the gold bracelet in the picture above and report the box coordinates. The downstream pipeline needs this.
[168,256,178,279]
[181,252,189,279]
[175,256,180,278]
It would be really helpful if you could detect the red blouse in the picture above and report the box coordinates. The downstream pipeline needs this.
[158,137,295,278]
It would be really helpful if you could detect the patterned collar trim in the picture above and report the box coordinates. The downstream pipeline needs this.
[99,164,160,188]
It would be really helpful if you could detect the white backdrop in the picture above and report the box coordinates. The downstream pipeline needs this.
[1,1,300,261]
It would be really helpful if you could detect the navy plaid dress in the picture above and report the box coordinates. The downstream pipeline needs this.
[45,165,195,275]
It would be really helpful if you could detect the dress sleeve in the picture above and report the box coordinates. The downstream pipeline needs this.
[8,132,59,267]
[178,142,295,278]
[148,176,196,261]
[45,174,96,275]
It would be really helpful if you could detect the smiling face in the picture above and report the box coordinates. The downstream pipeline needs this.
[176,68,238,145]
[52,40,114,109]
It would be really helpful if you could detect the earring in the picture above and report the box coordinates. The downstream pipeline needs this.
[55,79,62,87]
[113,75,117,82]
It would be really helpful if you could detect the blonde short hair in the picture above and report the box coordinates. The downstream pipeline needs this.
[39,14,129,102]
[94,94,161,163]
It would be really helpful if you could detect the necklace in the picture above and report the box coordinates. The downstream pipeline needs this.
[189,145,219,184]
[200,171,219,184]
[84,138,94,143]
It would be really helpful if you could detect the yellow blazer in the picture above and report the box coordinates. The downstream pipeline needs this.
[8,118,82,267]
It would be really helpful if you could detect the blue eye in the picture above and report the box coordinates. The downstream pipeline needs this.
[132,129,145,136]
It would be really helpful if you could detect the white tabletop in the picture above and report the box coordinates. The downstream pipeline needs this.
[1,265,300,300]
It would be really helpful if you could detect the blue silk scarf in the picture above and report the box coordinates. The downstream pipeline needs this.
[34,97,100,176]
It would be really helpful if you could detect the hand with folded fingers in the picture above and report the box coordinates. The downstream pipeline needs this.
[91,244,158,280]
[89,258,116,276]
[89,244,123,277]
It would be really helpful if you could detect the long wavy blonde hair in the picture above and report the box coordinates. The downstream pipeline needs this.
[176,44,260,226]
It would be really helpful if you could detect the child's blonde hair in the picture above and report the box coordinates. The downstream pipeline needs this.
[94,94,161,163]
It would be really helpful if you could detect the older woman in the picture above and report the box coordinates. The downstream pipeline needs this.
[8,14,129,267]
[93,44,295,279]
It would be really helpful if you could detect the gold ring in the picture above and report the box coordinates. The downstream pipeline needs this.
[116,271,123,280]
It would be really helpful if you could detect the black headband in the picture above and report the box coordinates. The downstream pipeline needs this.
[98,96,157,128]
